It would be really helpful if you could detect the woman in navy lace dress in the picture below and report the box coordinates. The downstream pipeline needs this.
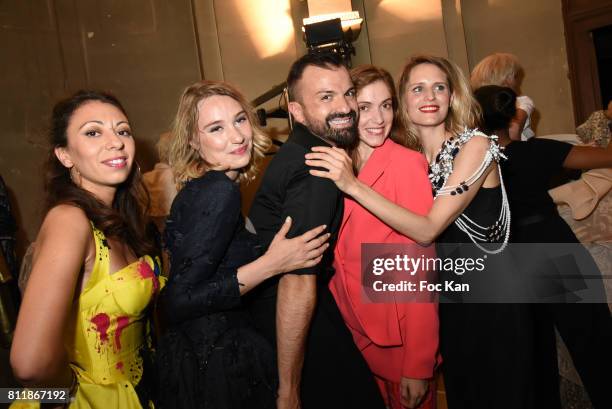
[157,81,329,409]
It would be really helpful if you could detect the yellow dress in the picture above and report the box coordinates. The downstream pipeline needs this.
[12,224,165,409]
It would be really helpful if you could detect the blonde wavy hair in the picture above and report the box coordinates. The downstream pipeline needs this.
[470,52,524,90]
[169,80,271,189]
[398,54,481,151]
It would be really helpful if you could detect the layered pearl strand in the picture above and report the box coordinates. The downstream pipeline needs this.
[429,128,511,254]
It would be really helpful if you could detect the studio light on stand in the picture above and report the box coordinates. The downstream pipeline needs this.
[251,5,363,132]
[302,10,363,66]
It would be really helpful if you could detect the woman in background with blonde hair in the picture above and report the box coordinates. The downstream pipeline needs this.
[142,132,177,229]
[471,52,535,141]
[156,80,330,409]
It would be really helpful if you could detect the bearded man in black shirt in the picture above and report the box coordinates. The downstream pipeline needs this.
[249,53,384,409]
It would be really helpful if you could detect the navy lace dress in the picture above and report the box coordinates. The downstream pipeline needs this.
[157,171,276,409]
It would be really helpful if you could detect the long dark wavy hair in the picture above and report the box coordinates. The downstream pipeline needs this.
[45,90,156,257]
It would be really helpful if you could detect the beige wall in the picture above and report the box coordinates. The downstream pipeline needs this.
[193,0,454,89]
[462,0,575,135]
[360,0,449,77]
[0,0,201,248]
[191,0,576,134]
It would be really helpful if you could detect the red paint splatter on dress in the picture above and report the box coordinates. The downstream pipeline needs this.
[115,316,130,350]
[138,261,159,293]
[91,313,111,343]
[115,361,124,371]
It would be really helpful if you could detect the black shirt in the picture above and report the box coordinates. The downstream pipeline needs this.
[247,124,386,409]
[501,138,572,222]
[249,122,343,279]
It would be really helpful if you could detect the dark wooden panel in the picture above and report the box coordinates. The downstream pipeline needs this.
[564,0,612,17]
[562,0,612,124]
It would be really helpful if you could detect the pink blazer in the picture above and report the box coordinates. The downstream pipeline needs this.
[330,138,439,379]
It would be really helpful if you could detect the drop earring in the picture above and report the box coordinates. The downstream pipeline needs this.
[70,166,81,186]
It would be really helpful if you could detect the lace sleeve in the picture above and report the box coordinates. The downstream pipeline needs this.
[161,176,242,324]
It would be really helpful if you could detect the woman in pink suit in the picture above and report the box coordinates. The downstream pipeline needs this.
[326,65,439,409]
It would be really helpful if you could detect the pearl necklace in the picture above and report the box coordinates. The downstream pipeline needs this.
[428,128,511,254]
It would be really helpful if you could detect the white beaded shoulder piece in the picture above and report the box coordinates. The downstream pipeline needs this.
[428,128,510,254]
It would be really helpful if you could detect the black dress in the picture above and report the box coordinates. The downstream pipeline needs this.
[432,131,561,409]
[437,187,561,409]
[502,138,612,409]
[157,171,276,409]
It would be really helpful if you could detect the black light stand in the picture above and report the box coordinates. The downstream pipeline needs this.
[250,17,360,137]
[303,18,355,67]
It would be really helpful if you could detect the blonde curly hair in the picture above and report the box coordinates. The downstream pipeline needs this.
[470,52,524,90]
[169,80,271,189]
[398,54,481,151]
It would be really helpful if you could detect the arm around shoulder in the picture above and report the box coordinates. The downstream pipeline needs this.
[358,135,494,244]
[392,149,433,216]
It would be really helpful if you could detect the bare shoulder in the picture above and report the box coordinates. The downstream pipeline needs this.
[38,204,91,245]
[25,205,93,299]
[461,132,491,154]
[451,132,499,179]
[43,204,89,229]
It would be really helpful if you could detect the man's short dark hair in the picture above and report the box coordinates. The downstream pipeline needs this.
[286,52,346,102]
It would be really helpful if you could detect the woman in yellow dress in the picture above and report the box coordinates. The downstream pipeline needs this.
[10,90,165,408]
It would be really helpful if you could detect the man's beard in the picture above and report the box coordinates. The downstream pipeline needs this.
[305,110,358,150]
